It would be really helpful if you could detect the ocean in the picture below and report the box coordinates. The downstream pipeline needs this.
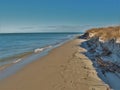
[0,33,79,67]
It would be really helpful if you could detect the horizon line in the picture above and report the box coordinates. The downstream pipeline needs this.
[0,32,83,34]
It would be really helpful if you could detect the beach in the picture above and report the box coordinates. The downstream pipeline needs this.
[0,38,109,90]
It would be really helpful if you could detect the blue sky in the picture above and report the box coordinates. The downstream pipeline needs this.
[0,0,120,33]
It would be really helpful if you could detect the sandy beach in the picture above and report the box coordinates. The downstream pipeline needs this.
[0,38,109,90]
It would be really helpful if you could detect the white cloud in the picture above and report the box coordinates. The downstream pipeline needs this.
[0,24,93,33]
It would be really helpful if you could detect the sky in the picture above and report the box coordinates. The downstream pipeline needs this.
[0,0,120,33]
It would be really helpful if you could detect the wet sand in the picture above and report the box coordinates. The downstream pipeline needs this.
[0,38,109,90]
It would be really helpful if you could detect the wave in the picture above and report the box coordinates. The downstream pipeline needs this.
[34,45,52,53]
[12,59,22,64]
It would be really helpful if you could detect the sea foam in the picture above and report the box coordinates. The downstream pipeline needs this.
[34,45,52,53]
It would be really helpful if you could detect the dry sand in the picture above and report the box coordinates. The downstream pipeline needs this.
[0,38,109,90]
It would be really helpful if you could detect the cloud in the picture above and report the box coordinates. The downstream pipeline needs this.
[19,26,35,30]
[45,25,91,29]
[18,25,92,32]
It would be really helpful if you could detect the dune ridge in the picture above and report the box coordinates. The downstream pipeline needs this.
[80,26,120,89]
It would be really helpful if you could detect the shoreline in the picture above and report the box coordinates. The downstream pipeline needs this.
[0,35,75,80]
[0,33,77,69]
[0,38,109,90]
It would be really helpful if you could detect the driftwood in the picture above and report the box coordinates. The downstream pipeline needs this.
[95,57,120,73]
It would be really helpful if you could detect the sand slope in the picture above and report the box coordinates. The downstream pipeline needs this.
[0,39,109,90]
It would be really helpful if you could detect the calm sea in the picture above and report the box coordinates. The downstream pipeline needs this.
[0,33,79,66]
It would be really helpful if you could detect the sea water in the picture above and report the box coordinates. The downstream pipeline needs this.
[0,33,80,80]
[0,33,79,66]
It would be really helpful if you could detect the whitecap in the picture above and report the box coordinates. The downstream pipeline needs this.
[34,48,44,53]
[13,59,22,63]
